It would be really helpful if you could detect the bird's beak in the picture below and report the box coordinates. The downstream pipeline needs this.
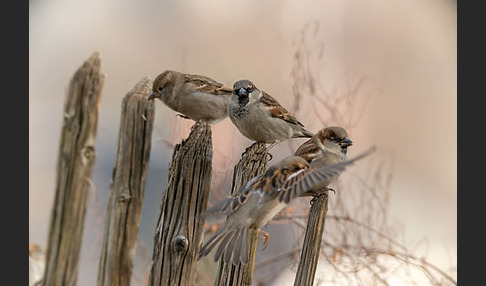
[340,137,353,147]
[147,91,159,100]
[238,88,247,96]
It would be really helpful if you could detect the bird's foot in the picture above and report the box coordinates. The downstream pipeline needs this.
[310,187,335,204]
[310,194,321,205]
[252,149,273,162]
[241,142,261,158]
[190,120,203,131]
[258,230,270,250]
[256,141,278,161]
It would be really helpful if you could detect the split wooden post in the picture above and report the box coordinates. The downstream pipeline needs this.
[214,142,268,286]
[43,52,105,286]
[148,123,213,286]
[97,77,155,286]
[293,193,329,286]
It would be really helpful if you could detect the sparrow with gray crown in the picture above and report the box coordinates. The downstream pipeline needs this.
[198,146,375,265]
[227,80,314,156]
[148,70,232,124]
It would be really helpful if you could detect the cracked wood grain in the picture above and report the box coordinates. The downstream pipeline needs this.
[43,52,105,286]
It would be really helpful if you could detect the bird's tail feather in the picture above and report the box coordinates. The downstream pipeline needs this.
[198,224,250,265]
[222,227,249,265]
[199,226,228,260]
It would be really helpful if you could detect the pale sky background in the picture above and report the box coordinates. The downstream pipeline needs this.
[30,0,456,285]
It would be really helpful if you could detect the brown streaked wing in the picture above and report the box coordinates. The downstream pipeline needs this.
[277,168,311,203]
[294,139,320,163]
[185,74,232,95]
[260,91,305,127]
[204,174,263,215]
[279,146,377,203]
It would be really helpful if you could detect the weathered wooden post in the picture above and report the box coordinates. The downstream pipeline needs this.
[214,142,268,286]
[43,52,105,286]
[148,122,213,286]
[97,77,155,286]
[293,193,330,286]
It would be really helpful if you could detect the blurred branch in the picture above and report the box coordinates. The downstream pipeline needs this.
[280,19,455,284]
[290,20,323,113]
[288,208,457,285]
[255,249,301,269]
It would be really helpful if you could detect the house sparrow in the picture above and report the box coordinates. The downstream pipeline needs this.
[148,70,232,124]
[294,126,353,195]
[198,147,374,265]
[227,80,314,153]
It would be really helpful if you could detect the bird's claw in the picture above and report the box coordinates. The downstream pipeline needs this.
[258,230,270,250]
[260,151,273,161]
[241,142,258,158]
[310,187,336,204]
[251,151,272,162]
[190,120,202,131]
[242,142,272,162]
[310,194,321,204]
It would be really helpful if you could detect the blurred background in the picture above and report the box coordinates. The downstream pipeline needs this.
[29,0,456,285]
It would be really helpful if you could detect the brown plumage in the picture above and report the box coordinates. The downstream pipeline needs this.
[148,70,232,123]
[294,126,353,195]
[227,80,314,144]
[198,146,375,265]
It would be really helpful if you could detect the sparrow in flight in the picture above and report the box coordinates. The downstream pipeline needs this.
[198,146,375,265]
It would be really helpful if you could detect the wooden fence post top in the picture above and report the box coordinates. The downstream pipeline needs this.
[43,52,105,286]
[148,121,213,286]
[97,76,155,286]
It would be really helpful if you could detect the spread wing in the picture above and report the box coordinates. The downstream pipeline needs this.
[278,146,377,203]
[203,165,291,216]
[203,175,262,216]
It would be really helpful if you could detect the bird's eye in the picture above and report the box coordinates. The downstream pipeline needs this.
[158,86,163,92]
[247,85,253,93]
[331,137,340,143]
[233,88,239,94]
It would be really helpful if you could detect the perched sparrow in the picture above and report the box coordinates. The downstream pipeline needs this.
[294,126,353,195]
[227,80,314,151]
[198,147,374,265]
[148,70,232,123]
